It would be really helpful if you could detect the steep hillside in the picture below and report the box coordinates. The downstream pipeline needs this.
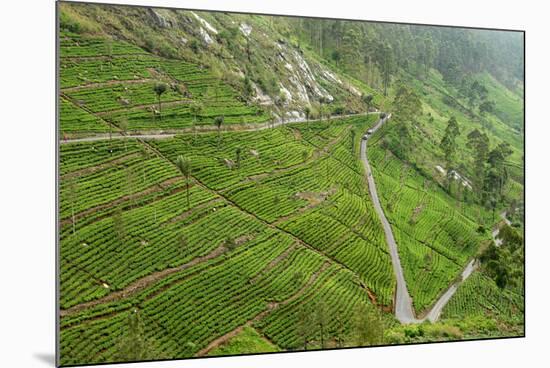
[60,3,380,125]
[57,2,524,365]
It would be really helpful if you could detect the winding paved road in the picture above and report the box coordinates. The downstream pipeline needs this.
[360,114,418,323]
[359,114,502,324]
[62,108,504,324]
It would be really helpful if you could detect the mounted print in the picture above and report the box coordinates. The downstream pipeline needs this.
[57,1,525,366]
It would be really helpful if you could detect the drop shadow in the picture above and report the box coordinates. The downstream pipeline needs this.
[33,353,56,367]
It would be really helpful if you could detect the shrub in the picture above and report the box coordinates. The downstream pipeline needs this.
[424,324,463,339]
[384,331,405,344]
[59,7,101,34]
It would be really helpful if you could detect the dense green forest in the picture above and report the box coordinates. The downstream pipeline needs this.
[58,2,524,365]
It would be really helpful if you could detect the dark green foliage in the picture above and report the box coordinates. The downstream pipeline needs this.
[114,309,165,362]
[386,83,422,158]
[331,49,342,66]
[351,303,384,346]
[362,94,373,112]
[440,116,460,162]
[440,116,461,190]
[480,224,524,289]
[479,100,496,115]
[466,129,490,193]
[176,155,192,208]
[153,82,167,119]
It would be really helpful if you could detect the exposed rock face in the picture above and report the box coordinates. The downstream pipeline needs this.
[285,110,305,122]
[289,75,310,105]
[279,84,293,105]
[239,23,252,37]
[322,68,342,85]
[288,48,333,103]
[140,7,362,113]
[252,83,273,106]
[148,8,174,28]
[191,12,218,34]
[199,27,214,45]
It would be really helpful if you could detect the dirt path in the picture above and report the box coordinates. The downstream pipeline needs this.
[60,177,183,227]
[195,262,330,357]
[95,98,193,117]
[60,78,153,93]
[60,152,141,180]
[60,243,229,317]
[492,211,511,246]
[60,114,380,325]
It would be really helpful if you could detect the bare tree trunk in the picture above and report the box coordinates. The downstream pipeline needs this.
[158,96,162,120]
[186,177,190,209]
[71,207,76,235]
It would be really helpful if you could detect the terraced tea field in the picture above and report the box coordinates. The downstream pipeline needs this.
[367,138,492,313]
[59,32,269,136]
[57,20,523,365]
[59,106,407,364]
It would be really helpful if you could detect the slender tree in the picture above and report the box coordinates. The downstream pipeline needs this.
[189,101,203,141]
[296,305,315,350]
[484,142,513,205]
[114,308,164,362]
[352,303,384,346]
[214,116,224,148]
[362,94,374,113]
[316,300,328,349]
[235,147,242,169]
[440,116,461,190]
[176,155,192,209]
[304,106,311,129]
[467,129,490,199]
[391,83,422,156]
[331,49,341,66]
[119,117,129,151]
[153,82,167,119]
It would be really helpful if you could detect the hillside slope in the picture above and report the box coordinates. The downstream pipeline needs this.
[57,2,524,365]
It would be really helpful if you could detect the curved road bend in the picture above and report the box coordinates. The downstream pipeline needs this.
[62,109,503,324]
[360,114,505,324]
[360,113,417,323]
[429,212,510,321]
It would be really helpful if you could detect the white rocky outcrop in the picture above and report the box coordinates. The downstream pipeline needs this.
[252,82,273,106]
[191,12,218,34]
[239,23,252,37]
[279,84,293,104]
[199,27,214,45]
